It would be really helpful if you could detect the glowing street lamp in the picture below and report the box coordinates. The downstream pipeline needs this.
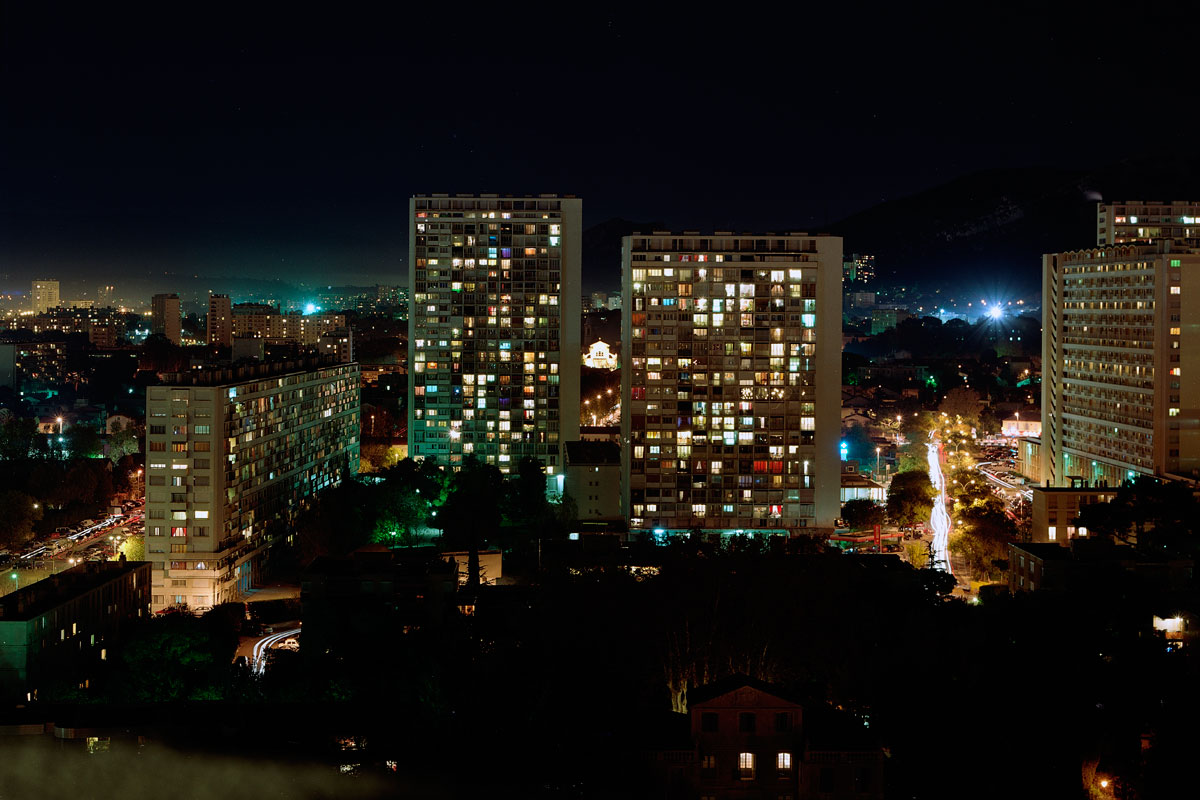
[56,416,63,434]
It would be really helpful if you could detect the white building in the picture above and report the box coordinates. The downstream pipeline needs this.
[31,279,59,314]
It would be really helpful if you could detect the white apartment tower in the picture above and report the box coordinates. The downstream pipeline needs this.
[31,279,60,314]
[144,359,360,611]
[407,194,581,474]
[1041,242,1200,488]
[621,232,843,536]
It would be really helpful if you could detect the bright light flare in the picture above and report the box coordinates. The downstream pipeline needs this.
[987,305,1004,320]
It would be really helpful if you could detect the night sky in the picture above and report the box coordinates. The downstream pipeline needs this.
[2,5,1193,292]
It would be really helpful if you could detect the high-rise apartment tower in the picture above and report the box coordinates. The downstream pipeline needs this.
[407,194,581,474]
[1041,242,1200,488]
[621,232,843,536]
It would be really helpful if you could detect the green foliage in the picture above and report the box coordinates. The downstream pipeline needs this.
[887,470,937,528]
[841,498,885,531]
[938,387,983,431]
[66,424,103,459]
[107,418,140,462]
[118,534,145,561]
[1073,476,1199,554]
[113,612,238,701]
[950,497,1019,580]
[0,417,38,461]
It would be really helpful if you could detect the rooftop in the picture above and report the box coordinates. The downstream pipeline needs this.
[158,355,351,387]
[0,560,148,621]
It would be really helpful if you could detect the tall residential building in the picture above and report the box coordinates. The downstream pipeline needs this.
[407,194,581,474]
[621,233,843,536]
[151,293,182,344]
[144,359,360,611]
[31,279,59,314]
[1040,242,1200,490]
[1097,200,1200,245]
[207,293,233,347]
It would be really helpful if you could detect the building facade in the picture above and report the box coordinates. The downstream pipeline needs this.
[1097,200,1200,245]
[621,233,842,536]
[0,560,151,703]
[407,194,581,474]
[207,293,233,347]
[151,293,182,345]
[31,279,60,314]
[144,359,360,612]
[1040,243,1200,487]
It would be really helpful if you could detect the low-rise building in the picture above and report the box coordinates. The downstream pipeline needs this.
[1029,485,1119,543]
[0,560,151,703]
[650,676,884,799]
[565,440,622,524]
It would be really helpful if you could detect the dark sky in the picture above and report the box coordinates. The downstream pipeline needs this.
[2,5,1193,293]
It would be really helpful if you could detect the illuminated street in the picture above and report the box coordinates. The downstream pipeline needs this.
[926,438,953,577]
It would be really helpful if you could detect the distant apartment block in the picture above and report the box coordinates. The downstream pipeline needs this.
[144,358,360,612]
[230,303,346,345]
[1041,242,1200,487]
[842,253,876,285]
[621,232,843,535]
[407,194,581,474]
[31,279,60,314]
[151,293,182,344]
[207,293,233,347]
[27,307,122,348]
[1097,200,1200,245]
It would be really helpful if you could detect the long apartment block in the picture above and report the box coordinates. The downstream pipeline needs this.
[144,359,360,612]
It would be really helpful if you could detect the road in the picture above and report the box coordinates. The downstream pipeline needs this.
[926,438,954,578]
[247,627,302,675]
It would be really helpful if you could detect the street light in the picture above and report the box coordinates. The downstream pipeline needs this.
[56,416,63,434]
[875,447,881,475]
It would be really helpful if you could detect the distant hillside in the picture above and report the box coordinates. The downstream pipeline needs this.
[830,155,1200,293]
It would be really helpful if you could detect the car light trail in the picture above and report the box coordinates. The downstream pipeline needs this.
[926,437,953,576]
[251,628,301,675]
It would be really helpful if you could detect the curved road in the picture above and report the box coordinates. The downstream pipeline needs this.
[926,438,954,577]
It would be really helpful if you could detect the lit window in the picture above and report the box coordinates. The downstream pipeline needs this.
[1170,286,1181,294]
[195,510,209,519]
[738,752,755,780]
[777,752,792,774]
[1048,526,1056,541]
